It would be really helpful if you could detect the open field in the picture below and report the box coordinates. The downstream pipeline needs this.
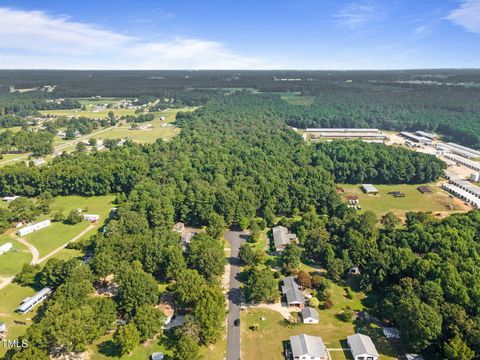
[0,283,38,358]
[339,183,470,218]
[281,94,316,106]
[22,195,114,258]
[241,276,401,360]
[39,108,137,119]
[0,237,31,277]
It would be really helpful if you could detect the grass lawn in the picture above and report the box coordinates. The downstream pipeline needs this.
[22,195,114,258]
[0,283,39,358]
[241,276,401,360]
[339,183,469,218]
[39,108,137,119]
[281,94,316,106]
[0,237,32,277]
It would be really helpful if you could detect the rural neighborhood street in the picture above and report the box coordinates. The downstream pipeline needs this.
[225,230,246,360]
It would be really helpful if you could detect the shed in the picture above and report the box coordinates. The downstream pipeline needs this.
[289,334,328,360]
[361,184,379,194]
[0,242,13,256]
[347,334,379,360]
[151,352,164,360]
[0,322,6,333]
[301,307,319,324]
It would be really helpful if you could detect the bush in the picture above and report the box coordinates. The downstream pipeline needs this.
[309,297,320,308]
[338,308,355,322]
[345,287,354,299]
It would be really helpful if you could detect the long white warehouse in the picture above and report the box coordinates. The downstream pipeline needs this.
[17,219,51,236]
[437,143,479,159]
[444,153,480,172]
[17,287,52,314]
[447,142,480,157]
[305,128,381,133]
[442,183,480,209]
[0,242,13,255]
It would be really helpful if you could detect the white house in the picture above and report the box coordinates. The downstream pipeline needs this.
[17,220,51,236]
[301,307,319,324]
[289,334,328,360]
[17,287,52,314]
[0,242,13,255]
[347,334,379,360]
[83,214,100,222]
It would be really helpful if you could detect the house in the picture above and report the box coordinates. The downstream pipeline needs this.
[151,353,164,360]
[0,242,13,255]
[361,184,379,194]
[2,195,19,202]
[17,287,52,314]
[347,334,379,360]
[301,307,319,324]
[173,222,185,233]
[289,334,328,360]
[82,214,100,222]
[17,220,51,236]
[282,276,305,307]
[272,225,298,251]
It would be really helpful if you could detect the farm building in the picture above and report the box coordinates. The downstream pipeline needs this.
[82,214,100,222]
[446,142,480,157]
[415,131,437,140]
[436,143,479,159]
[272,225,298,251]
[0,242,13,255]
[399,132,432,144]
[306,128,386,140]
[347,333,379,360]
[448,177,480,198]
[288,334,328,360]
[361,184,379,194]
[444,153,480,171]
[301,307,319,324]
[17,287,52,314]
[2,195,19,202]
[17,219,51,236]
[471,172,480,182]
[442,183,480,209]
[282,276,305,307]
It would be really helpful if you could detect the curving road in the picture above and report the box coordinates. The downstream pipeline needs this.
[225,230,247,360]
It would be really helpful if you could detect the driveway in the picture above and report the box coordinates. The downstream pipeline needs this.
[225,230,247,360]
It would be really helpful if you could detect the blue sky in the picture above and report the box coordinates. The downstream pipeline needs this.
[0,0,479,69]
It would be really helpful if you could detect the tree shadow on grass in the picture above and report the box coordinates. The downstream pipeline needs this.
[97,339,121,358]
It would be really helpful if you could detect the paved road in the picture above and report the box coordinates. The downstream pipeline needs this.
[225,230,247,360]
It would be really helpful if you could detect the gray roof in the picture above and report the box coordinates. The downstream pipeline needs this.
[301,307,319,321]
[290,334,327,358]
[347,334,379,358]
[282,276,305,305]
[361,184,378,193]
[17,287,52,313]
[272,226,297,249]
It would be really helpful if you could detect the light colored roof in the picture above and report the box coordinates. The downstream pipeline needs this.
[361,184,378,193]
[282,276,305,305]
[444,153,480,171]
[447,142,480,156]
[290,334,327,358]
[272,226,297,249]
[347,334,379,358]
[306,128,379,133]
[17,287,52,313]
[301,307,319,321]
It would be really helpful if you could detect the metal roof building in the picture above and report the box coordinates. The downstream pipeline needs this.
[282,276,305,306]
[442,183,480,209]
[301,307,319,324]
[305,128,380,133]
[0,242,13,255]
[289,334,328,360]
[16,219,51,237]
[361,184,379,194]
[399,132,432,144]
[444,153,480,171]
[17,287,52,314]
[415,131,437,140]
[436,143,479,159]
[446,142,480,157]
[347,334,379,360]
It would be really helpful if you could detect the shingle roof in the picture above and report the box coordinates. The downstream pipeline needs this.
[301,307,319,321]
[347,334,379,358]
[282,276,305,305]
[290,334,327,358]
[272,226,297,249]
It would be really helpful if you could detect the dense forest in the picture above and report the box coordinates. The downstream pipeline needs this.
[0,91,473,359]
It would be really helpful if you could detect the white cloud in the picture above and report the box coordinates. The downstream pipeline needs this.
[0,7,271,69]
[334,1,381,30]
[414,25,431,38]
[447,0,480,33]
